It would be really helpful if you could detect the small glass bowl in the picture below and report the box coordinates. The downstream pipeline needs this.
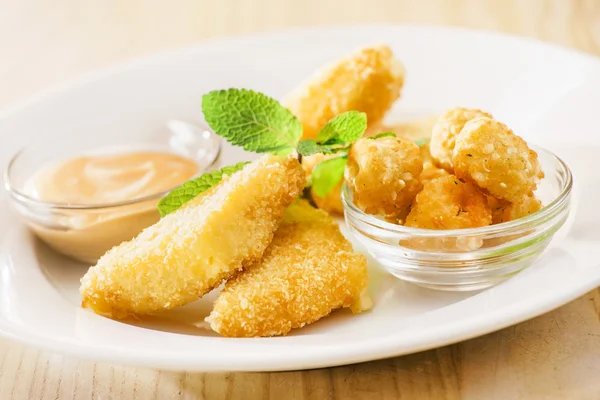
[4,120,221,264]
[342,145,573,291]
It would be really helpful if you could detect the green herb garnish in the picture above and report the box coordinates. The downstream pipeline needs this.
[316,111,367,144]
[297,111,366,156]
[159,89,368,216]
[201,89,302,156]
[296,140,337,157]
[157,162,249,217]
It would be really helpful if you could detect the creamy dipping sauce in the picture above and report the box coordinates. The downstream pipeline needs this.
[24,151,198,263]
[29,152,198,204]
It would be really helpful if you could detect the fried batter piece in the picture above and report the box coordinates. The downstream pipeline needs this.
[207,200,371,337]
[405,175,492,229]
[453,117,544,203]
[345,136,422,220]
[429,107,493,171]
[284,45,405,139]
[301,153,344,215]
[420,162,450,185]
[488,193,542,224]
[80,155,305,319]
[419,141,450,185]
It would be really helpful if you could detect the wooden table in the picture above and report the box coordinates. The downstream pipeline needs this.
[1,1,600,398]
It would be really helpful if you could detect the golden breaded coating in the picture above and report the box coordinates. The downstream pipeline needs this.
[430,107,493,171]
[419,140,435,163]
[405,175,492,229]
[453,117,544,203]
[207,200,371,337]
[488,193,542,224]
[420,161,450,185]
[419,141,450,184]
[301,153,343,215]
[80,155,305,319]
[284,45,405,139]
[345,136,422,220]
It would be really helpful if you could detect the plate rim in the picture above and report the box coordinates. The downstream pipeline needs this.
[1,23,599,372]
[3,22,600,121]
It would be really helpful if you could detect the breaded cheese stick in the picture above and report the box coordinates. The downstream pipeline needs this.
[284,45,405,139]
[207,200,371,337]
[80,155,305,319]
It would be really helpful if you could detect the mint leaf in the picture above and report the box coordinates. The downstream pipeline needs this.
[297,140,330,156]
[202,89,302,155]
[157,162,249,217]
[415,138,430,146]
[369,132,397,140]
[312,156,347,198]
[317,111,367,145]
[297,139,351,156]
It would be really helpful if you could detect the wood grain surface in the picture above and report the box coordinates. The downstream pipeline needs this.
[1,0,600,399]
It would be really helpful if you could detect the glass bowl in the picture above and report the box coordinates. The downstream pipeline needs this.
[342,145,573,291]
[4,120,221,264]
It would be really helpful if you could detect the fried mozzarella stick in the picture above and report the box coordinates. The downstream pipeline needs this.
[284,45,405,139]
[207,200,371,337]
[80,155,305,319]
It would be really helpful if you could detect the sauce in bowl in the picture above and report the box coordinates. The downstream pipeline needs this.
[28,151,198,205]
[19,151,199,263]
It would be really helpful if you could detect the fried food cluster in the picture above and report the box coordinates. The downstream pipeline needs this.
[287,44,409,215]
[488,193,542,224]
[80,155,305,319]
[419,140,450,185]
[344,108,544,233]
[80,157,370,336]
[453,117,544,203]
[345,136,422,221]
[429,108,493,171]
[207,199,371,337]
[405,175,491,229]
[284,45,405,140]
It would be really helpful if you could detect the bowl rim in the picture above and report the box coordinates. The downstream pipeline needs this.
[341,144,573,237]
[3,144,217,211]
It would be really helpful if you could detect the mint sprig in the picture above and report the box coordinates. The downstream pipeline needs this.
[297,140,334,156]
[297,111,366,157]
[159,89,371,216]
[202,89,302,155]
[297,140,351,156]
[157,162,249,217]
[295,112,366,197]
[317,111,367,144]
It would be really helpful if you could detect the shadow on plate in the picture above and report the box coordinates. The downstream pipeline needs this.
[34,236,476,338]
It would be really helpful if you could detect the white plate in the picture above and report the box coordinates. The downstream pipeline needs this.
[1,25,600,372]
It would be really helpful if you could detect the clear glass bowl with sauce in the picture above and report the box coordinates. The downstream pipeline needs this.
[342,145,573,291]
[4,120,221,263]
